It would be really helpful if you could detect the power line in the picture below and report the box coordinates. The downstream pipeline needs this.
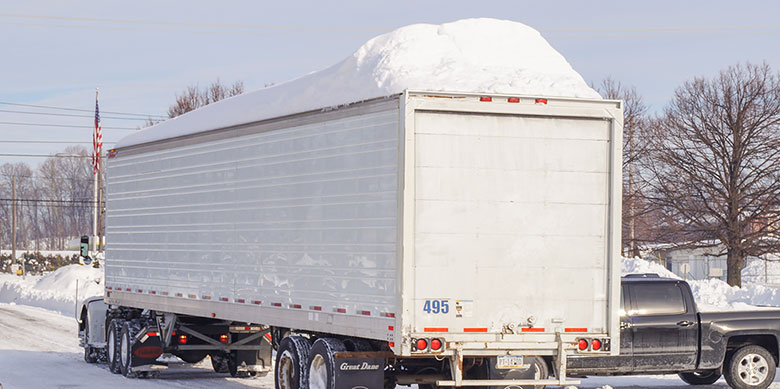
[0,108,151,121]
[0,198,101,204]
[0,12,385,32]
[0,140,117,144]
[0,121,138,130]
[0,153,98,158]
[0,101,166,118]
[0,173,97,183]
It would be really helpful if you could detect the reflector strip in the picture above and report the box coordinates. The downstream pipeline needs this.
[480,96,492,102]
[150,290,156,295]
[463,328,487,333]
[136,289,143,293]
[291,304,302,309]
[236,298,245,303]
[219,297,228,302]
[125,288,131,292]
[311,306,322,311]
[382,312,395,318]
[565,328,588,333]
[107,286,112,290]
[359,310,371,316]
[161,291,169,296]
[424,328,449,332]
[272,302,282,307]
[252,300,261,305]
[508,97,520,103]
[535,98,548,104]
[188,294,197,299]
[202,296,211,300]
[175,293,183,297]
[334,308,347,313]
[521,328,545,332]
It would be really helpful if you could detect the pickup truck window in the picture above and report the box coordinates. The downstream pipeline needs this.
[631,283,686,316]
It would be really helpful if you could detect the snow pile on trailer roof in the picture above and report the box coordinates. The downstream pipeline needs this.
[117,18,600,148]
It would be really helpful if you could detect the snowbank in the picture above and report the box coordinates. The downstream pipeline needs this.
[622,257,780,311]
[117,18,599,149]
[0,264,103,316]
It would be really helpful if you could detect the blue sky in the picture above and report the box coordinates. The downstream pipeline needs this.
[2,0,779,166]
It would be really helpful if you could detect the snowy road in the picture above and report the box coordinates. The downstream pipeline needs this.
[2,302,780,388]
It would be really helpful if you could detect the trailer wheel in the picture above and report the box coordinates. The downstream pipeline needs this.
[211,353,230,373]
[678,370,720,385]
[308,338,346,389]
[106,319,122,374]
[724,345,776,389]
[275,336,311,389]
[119,321,138,378]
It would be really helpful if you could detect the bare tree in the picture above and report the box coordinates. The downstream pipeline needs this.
[597,78,651,257]
[645,63,780,287]
[167,79,244,119]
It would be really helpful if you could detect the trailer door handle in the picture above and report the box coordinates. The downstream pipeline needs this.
[676,320,694,327]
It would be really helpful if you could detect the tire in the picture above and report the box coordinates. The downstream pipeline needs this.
[532,356,550,389]
[724,345,776,389]
[307,338,347,389]
[275,336,312,389]
[211,353,230,373]
[678,370,721,385]
[177,351,208,364]
[119,321,138,377]
[106,319,122,374]
[343,338,373,352]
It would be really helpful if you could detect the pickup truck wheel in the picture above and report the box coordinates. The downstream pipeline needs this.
[106,319,122,374]
[725,345,776,389]
[275,336,311,389]
[678,370,720,385]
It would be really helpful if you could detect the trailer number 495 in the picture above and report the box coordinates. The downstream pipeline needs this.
[423,300,449,314]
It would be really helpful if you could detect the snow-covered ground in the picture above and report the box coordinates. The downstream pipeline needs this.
[3,259,780,388]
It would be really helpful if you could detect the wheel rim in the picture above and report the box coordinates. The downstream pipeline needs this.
[120,330,129,368]
[278,350,295,389]
[737,353,769,385]
[107,327,115,364]
[309,354,328,389]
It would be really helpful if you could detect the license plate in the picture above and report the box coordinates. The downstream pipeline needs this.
[496,355,524,369]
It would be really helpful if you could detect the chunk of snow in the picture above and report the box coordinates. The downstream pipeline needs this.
[117,18,600,149]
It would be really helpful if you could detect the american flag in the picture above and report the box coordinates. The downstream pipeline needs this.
[93,91,102,175]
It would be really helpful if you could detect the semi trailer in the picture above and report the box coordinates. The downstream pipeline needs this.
[78,90,623,387]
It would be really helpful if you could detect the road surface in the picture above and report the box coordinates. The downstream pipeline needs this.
[2,302,779,388]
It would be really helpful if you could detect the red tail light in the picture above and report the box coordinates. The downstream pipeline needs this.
[415,338,428,350]
[430,338,442,351]
[220,334,229,343]
[578,339,588,350]
[591,339,601,350]
[178,334,188,344]
[146,332,158,337]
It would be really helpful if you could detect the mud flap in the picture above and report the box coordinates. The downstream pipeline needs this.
[333,352,386,389]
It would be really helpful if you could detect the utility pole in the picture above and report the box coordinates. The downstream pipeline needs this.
[12,176,16,272]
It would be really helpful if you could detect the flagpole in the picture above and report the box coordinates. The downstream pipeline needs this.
[92,88,99,257]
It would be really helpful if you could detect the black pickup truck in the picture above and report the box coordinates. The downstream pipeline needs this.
[551,274,780,389]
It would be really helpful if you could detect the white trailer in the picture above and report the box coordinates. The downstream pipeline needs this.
[79,90,623,387]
